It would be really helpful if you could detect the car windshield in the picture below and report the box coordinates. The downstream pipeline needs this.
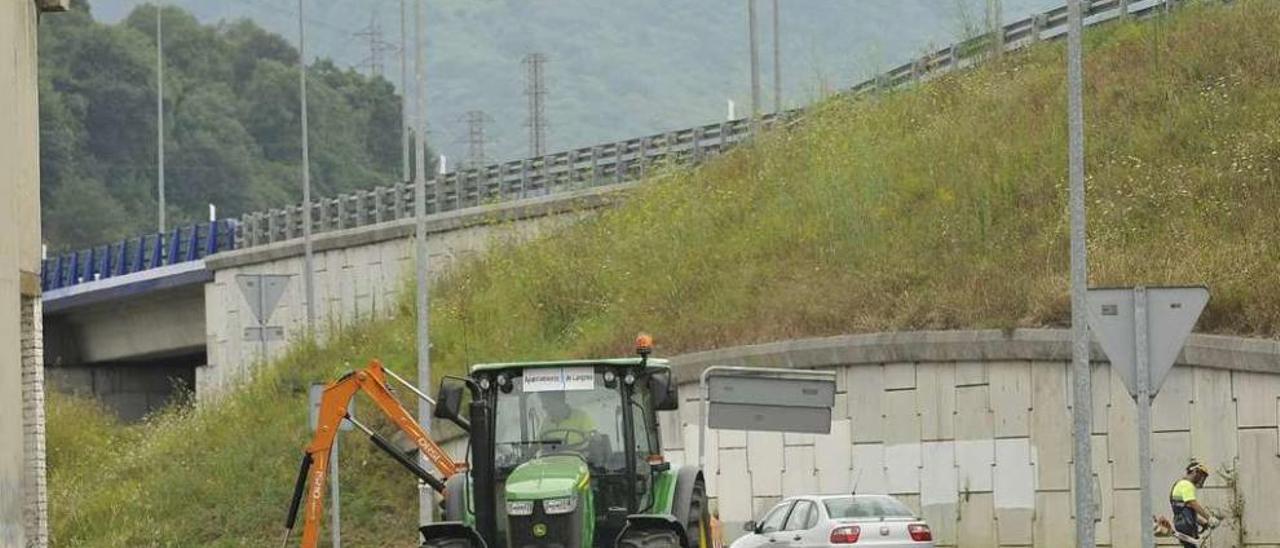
[493,366,626,472]
[823,497,914,519]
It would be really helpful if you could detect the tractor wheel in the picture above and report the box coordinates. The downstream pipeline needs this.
[684,479,709,548]
[419,539,476,548]
[616,529,683,548]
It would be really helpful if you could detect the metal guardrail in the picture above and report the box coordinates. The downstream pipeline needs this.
[42,0,1201,290]
[234,115,777,246]
[40,220,237,292]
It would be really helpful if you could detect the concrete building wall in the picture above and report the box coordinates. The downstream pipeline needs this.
[199,184,629,396]
[2,1,46,546]
[660,330,1280,547]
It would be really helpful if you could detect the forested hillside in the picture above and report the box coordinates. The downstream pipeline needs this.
[38,2,429,249]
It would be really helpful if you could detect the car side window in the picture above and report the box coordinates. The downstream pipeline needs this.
[759,502,793,534]
[783,501,813,532]
[803,501,820,529]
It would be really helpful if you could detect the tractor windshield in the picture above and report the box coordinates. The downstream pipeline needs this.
[493,366,628,473]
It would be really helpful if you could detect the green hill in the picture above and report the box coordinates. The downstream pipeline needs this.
[47,1,1280,545]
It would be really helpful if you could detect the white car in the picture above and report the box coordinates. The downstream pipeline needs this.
[729,494,934,547]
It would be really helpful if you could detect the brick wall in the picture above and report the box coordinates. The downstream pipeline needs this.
[22,296,48,547]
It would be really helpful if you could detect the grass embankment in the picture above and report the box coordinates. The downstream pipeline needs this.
[49,2,1280,545]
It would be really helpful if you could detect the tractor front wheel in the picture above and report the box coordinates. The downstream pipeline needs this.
[420,539,476,548]
[616,528,683,548]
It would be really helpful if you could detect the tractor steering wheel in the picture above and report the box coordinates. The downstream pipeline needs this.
[540,428,592,451]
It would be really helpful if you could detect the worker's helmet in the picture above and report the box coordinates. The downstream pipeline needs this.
[1186,460,1210,477]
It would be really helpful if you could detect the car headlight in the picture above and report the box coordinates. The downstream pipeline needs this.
[542,496,578,515]
[506,500,534,516]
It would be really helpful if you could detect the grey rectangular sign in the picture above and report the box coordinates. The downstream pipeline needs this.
[309,383,354,432]
[708,403,833,434]
[244,326,285,342]
[708,376,836,408]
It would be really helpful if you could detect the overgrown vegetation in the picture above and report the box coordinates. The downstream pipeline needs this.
[48,1,1280,545]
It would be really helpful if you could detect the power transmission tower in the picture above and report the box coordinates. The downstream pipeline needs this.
[355,14,390,77]
[523,53,549,157]
[457,110,494,169]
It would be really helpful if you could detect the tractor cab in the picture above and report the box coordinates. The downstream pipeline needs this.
[471,357,678,546]
[429,337,709,548]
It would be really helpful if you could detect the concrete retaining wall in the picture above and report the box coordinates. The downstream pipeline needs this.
[657,330,1280,547]
[199,184,631,396]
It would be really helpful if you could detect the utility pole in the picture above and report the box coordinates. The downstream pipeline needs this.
[988,0,1004,57]
[1066,0,1095,546]
[412,0,434,529]
[298,0,326,542]
[156,2,165,235]
[771,0,781,113]
[400,0,410,183]
[298,0,316,333]
[523,53,548,157]
[747,0,761,120]
[460,110,493,169]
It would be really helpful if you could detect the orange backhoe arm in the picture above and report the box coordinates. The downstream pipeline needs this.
[282,360,461,548]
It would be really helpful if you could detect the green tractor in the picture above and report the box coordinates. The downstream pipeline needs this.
[422,339,713,547]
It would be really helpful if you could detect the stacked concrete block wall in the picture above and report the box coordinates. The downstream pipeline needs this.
[21,296,48,546]
[662,330,1280,547]
[199,184,629,397]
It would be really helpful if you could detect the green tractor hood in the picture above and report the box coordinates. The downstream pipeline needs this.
[505,455,589,501]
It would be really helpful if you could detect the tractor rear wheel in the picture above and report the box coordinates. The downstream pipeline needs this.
[616,529,683,548]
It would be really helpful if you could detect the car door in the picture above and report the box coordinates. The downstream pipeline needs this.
[735,501,794,548]
[776,499,816,546]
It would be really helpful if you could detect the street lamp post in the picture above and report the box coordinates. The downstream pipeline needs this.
[1066,0,1095,546]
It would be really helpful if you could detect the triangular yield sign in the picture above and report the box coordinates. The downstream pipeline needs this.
[1087,286,1208,399]
[237,274,291,325]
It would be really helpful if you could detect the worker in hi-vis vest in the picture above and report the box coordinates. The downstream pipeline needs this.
[538,390,597,450]
[1169,460,1218,547]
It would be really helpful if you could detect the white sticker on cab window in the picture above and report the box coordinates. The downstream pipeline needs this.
[523,367,596,392]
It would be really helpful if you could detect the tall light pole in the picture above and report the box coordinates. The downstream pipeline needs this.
[1066,0,1095,546]
[771,0,781,113]
[156,2,165,235]
[400,0,410,183]
[296,0,328,543]
[297,0,330,544]
[412,0,435,529]
[747,0,761,120]
[298,0,316,332]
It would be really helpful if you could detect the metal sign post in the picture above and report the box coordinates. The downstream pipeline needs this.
[1087,286,1209,548]
[697,366,836,471]
[1064,1,1094,544]
[310,384,355,548]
